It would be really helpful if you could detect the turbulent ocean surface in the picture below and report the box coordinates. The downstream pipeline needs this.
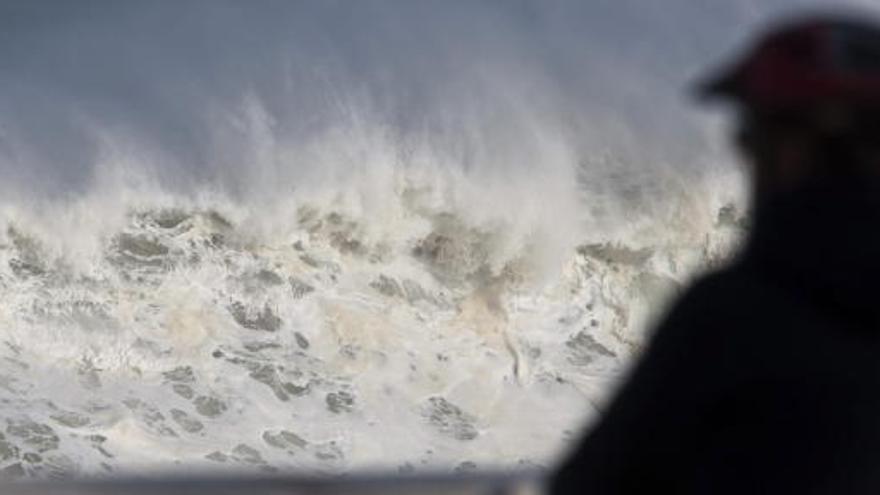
[0,177,744,478]
[0,0,865,481]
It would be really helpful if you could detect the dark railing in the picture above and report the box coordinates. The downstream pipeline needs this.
[0,471,545,495]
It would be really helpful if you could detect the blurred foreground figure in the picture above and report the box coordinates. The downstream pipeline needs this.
[553,15,880,495]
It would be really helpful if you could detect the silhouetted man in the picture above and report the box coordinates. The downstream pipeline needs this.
[552,15,880,495]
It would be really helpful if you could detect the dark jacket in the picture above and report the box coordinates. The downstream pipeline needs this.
[552,184,880,494]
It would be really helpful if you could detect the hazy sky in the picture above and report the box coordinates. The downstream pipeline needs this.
[0,0,877,198]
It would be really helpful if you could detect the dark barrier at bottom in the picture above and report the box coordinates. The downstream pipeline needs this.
[0,471,545,495]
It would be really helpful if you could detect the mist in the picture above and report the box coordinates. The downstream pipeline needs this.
[0,1,866,195]
[0,0,878,259]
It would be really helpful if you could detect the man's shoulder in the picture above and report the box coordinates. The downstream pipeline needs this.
[676,264,766,312]
[659,263,786,335]
[641,264,792,370]
[692,262,762,292]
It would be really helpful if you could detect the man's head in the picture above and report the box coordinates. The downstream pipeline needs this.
[698,15,880,200]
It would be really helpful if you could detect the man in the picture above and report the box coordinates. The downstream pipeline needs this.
[552,14,880,494]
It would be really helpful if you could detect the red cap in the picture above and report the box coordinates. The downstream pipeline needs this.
[698,15,880,110]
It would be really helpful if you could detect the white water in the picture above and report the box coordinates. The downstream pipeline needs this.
[0,0,873,480]
[0,172,743,478]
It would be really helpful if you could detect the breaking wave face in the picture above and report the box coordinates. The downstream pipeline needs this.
[0,0,864,480]
[0,184,744,477]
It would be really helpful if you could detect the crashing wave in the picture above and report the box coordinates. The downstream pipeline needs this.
[0,178,745,479]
